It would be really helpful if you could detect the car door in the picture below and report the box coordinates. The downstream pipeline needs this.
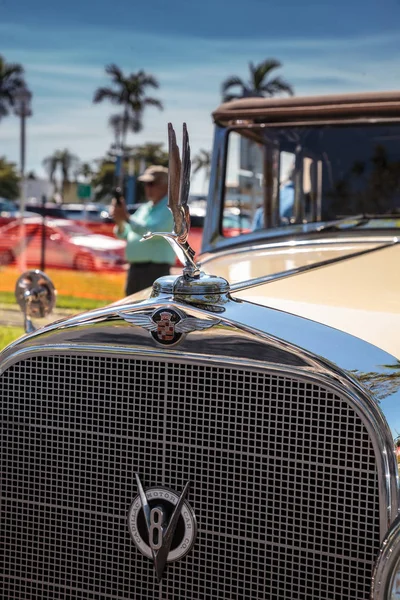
[45,225,75,268]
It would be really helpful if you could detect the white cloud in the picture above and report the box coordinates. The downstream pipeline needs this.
[28,63,104,79]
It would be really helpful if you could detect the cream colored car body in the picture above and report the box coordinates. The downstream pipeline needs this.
[200,237,400,358]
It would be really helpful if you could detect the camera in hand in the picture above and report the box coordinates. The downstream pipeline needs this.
[114,187,123,206]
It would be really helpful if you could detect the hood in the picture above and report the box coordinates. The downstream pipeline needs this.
[201,238,400,358]
[70,235,126,252]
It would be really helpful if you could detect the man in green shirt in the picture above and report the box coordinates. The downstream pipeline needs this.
[111,165,175,295]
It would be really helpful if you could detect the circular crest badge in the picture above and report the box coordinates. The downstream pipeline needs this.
[128,486,197,563]
[150,307,184,347]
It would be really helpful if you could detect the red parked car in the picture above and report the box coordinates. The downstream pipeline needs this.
[0,217,127,271]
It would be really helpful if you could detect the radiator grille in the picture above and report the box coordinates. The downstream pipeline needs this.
[0,354,380,599]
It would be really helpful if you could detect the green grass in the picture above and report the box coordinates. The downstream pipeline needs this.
[48,295,106,310]
[0,325,25,351]
[0,291,106,311]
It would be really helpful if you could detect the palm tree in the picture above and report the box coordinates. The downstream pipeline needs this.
[42,149,80,198]
[222,59,294,102]
[78,162,94,183]
[91,160,117,201]
[108,113,142,150]
[0,156,20,199]
[93,64,163,150]
[132,143,169,170]
[0,55,26,120]
[192,149,212,192]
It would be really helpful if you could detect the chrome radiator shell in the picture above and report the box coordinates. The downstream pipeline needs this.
[1,297,399,599]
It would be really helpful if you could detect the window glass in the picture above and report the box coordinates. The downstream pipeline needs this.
[222,124,400,238]
[222,131,264,237]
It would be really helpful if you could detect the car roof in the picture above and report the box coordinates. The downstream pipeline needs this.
[63,203,106,211]
[212,90,400,125]
[25,202,64,207]
[4,217,85,228]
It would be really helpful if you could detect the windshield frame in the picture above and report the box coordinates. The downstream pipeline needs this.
[201,122,400,255]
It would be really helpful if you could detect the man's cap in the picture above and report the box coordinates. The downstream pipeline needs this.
[138,165,168,183]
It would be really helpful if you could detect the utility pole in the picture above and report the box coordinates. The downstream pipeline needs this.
[14,87,32,272]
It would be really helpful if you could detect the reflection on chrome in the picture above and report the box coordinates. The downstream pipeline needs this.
[14,269,56,333]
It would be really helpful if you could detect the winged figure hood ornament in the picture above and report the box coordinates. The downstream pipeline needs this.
[141,123,200,278]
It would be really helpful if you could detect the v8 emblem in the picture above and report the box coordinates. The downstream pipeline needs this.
[128,474,197,581]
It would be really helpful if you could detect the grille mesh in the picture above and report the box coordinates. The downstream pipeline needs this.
[0,354,380,599]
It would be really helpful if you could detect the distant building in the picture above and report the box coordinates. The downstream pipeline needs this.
[24,178,55,202]
[62,182,79,204]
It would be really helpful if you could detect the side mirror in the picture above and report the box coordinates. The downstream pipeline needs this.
[15,270,56,333]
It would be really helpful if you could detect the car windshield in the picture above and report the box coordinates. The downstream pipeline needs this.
[0,199,17,213]
[64,209,84,219]
[26,206,68,218]
[223,123,400,235]
[63,207,108,220]
[55,222,91,237]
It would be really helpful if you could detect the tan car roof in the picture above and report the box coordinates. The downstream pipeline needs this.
[212,90,400,125]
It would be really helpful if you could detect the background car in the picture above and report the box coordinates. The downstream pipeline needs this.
[0,199,43,227]
[0,198,18,216]
[0,217,127,270]
[63,203,112,222]
[22,201,69,219]
[0,199,19,227]
[62,203,117,236]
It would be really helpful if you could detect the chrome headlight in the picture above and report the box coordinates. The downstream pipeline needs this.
[372,516,400,599]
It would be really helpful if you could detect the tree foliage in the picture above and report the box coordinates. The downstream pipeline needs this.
[93,64,163,148]
[131,143,169,170]
[222,59,294,102]
[0,156,20,199]
[192,149,211,176]
[0,55,26,121]
[78,162,94,183]
[42,149,80,198]
[92,142,169,201]
[92,160,116,201]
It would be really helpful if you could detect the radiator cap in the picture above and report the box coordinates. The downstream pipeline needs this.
[151,272,230,310]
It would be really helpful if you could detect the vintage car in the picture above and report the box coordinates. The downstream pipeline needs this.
[0,94,400,600]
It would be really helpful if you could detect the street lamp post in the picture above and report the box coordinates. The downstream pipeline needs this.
[14,87,32,272]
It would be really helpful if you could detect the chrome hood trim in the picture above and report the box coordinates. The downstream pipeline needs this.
[2,292,399,417]
[200,234,399,265]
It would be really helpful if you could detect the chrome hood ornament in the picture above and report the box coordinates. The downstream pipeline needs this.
[141,122,229,307]
[142,123,200,278]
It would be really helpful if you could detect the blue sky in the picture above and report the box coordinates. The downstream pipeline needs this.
[1,0,400,192]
